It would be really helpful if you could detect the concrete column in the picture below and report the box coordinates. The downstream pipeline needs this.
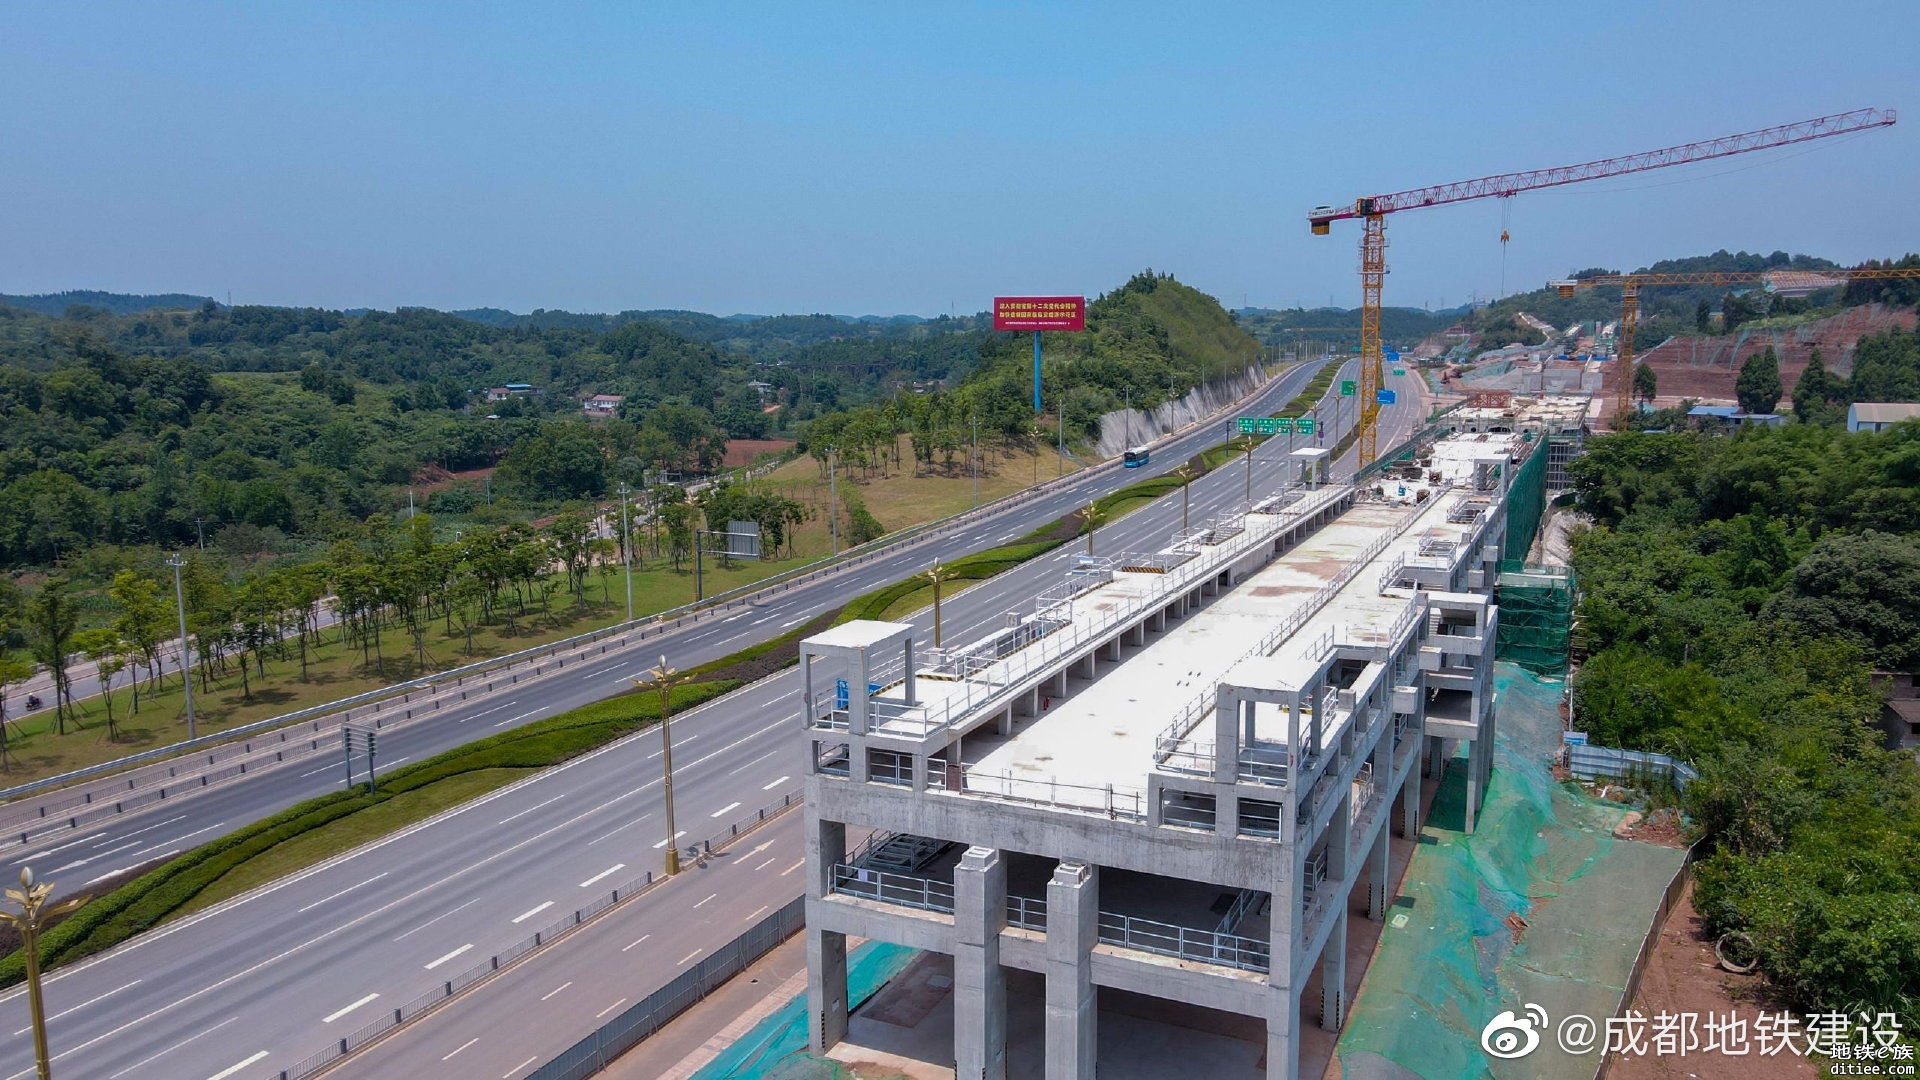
[997,707,1014,737]
[1052,670,1068,698]
[1105,637,1121,663]
[808,926,849,1052]
[1318,910,1347,1033]
[1079,652,1096,681]
[1021,686,1040,718]
[903,638,917,705]
[1045,861,1099,1080]
[807,818,846,899]
[1267,863,1302,1080]
[1265,982,1303,1080]
[1366,827,1390,921]
[1130,621,1146,647]
[954,847,1009,1080]
[1213,697,1240,785]
[1399,765,1420,839]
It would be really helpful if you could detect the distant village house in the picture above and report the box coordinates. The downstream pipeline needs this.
[583,393,625,416]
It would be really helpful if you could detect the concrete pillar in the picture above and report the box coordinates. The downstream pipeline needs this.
[1318,910,1347,1033]
[1399,765,1420,839]
[808,818,846,899]
[1213,697,1240,785]
[1045,861,1098,1080]
[1366,827,1389,921]
[1267,865,1302,1080]
[1265,982,1302,1080]
[903,638,916,705]
[808,926,849,1052]
[1130,621,1146,647]
[997,707,1014,737]
[1105,637,1121,663]
[1021,686,1040,718]
[954,847,1009,1080]
[1079,652,1096,681]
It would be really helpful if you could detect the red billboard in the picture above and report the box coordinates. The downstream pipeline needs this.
[994,296,1085,332]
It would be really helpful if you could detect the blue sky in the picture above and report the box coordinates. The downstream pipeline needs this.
[2,2,1913,316]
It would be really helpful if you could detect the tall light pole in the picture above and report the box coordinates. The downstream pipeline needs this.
[167,553,196,741]
[1082,501,1105,555]
[2,868,87,1080]
[970,416,979,509]
[1175,464,1195,531]
[616,481,634,623]
[635,656,692,877]
[925,559,954,647]
[827,447,839,556]
[1242,436,1256,503]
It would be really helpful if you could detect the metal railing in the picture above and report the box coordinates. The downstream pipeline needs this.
[831,863,956,914]
[1097,911,1269,973]
[957,769,1147,820]
[270,792,801,1080]
[1217,887,1266,935]
[1007,894,1049,931]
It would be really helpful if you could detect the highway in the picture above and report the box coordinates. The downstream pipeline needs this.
[0,360,1333,897]
[0,360,1446,1080]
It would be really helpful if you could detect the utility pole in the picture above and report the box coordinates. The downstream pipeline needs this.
[407,487,415,519]
[1243,437,1255,503]
[617,481,633,622]
[167,553,196,741]
[2,868,87,1080]
[971,416,979,509]
[194,517,205,551]
[827,448,839,556]
[635,657,691,876]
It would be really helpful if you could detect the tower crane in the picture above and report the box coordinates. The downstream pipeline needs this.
[1552,264,1920,416]
[1308,108,1896,463]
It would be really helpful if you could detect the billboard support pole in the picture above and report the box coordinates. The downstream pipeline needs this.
[1033,331,1042,415]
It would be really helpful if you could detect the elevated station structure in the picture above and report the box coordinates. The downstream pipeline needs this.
[797,431,1528,1080]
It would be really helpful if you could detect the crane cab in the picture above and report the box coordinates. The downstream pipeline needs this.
[1308,205,1338,234]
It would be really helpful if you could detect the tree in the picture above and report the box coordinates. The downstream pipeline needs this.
[547,512,595,601]
[1735,347,1782,415]
[24,579,79,734]
[73,628,127,740]
[0,651,30,769]
[1790,347,1844,425]
[1695,298,1712,333]
[108,570,171,698]
[1763,530,1920,669]
[1632,361,1658,406]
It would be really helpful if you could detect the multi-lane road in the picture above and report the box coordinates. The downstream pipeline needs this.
[0,359,1432,1080]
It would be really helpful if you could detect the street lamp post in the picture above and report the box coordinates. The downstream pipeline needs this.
[970,416,979,509]
[925,559,954,647]
[827,448,839,556]
[1175,464,1195,531]
[1242,436,1256,503]
[635,656,692,877]
[617,481,634,623]
[2,868,87,1080]
[167,553,196,740]
[1082,501,1105,555]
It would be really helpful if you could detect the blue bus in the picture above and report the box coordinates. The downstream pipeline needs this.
[1123,446,1150,468]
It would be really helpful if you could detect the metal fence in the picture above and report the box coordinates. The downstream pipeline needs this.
[267,793,800,1080]
[1567,743,1699,790]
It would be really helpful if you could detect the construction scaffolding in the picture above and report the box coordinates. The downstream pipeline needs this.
[1494,564,1574,678]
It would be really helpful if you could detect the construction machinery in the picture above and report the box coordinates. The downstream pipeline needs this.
[1552,264,1920,417]
[1309,108,1896,462]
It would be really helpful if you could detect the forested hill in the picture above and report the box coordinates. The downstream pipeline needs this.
[801,271,1264,471]
[1460,249,1918,347]
[0,291,217,317]
[1234,305,1455,352]
[448,306,967,362]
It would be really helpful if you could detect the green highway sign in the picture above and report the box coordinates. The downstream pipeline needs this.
[1297,417,1316,435]
[1340,380,1356,396]
[1392,367,1406,376]
[1275,417,1294,432]
[1236,415,1303,436]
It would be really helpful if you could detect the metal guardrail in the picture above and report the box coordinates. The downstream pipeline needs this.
[831,863,956,914]
[1096,910,1270,973]
[268,792,802,1080]
[13,362,1301,813]
[1006,894,1048,931]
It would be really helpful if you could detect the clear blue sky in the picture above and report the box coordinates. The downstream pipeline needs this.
[3,2,1913,316]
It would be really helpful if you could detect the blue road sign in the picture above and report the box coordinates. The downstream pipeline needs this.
[1376,389,1397,405]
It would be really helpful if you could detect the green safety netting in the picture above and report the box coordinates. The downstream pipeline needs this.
[1333,665,1687,1080]
[1494,567,1574,678]
[691,941,917,1080]
[1500,436,1547,566]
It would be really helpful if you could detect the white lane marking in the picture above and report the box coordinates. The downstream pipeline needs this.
[203,1048,267,1080]
[442,1037,479,1061]
[595,998,627,1019]
[297,872,389,914]
[678,948,704,965]
[586,814,650,846]
[539,981,573,1001]
[578,864,625,888]
[753,857,778,871]
[494,709,541,727]
[95,814,187,846]
[298,763,339,778]
[322,992,381,1023]
[726,749,778,776]
[650,830,687,850]
[88,848,179,886]
[780,860,804,876]
[761,775,790,791]
[497,793,567,825]
[710,801,741,818]
[505,1057,539,1079]
[745,905,769,922]
[103,1016,238,1079]
[12,979,140,1035]
[0,700,801,1030]
[26,831,115,859]
[47,838,143,874]
[621,934,651,953]
[778,615,807,629]
[425,943,474,969]
[511,901,554,924]
[394,897,482,941]
[693,893,718,909]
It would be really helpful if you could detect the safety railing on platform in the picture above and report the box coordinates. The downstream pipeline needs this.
[1007,894,1049,931]
[831,863,956,914]
[957,769,1147,821]
[1097,911,1270,973]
